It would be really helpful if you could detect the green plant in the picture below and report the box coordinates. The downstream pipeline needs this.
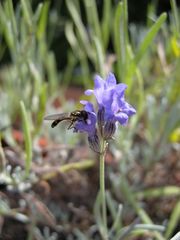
[0,0,57,135]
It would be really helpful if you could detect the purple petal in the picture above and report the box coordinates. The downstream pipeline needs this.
[102,89,114,107]
[80,100,95,112]
[105,73,116,89]
[115,83,127,95]
[94,88,104,106]
[80,100,88,105]
[123,102,136,116]
[85,89,93,96]
[111,92,121,112]
[94,75,105,90]
[115,96,136,116]
[115,112,129,125]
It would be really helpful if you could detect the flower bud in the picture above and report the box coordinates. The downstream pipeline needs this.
[103,121,116,140]
[97,107,105,136]
[88,134,100,153]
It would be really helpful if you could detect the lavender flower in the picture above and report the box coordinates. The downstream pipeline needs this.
[85,72,136,126]
[73,72,136,151]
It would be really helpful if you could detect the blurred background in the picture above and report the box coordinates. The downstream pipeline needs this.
[0,0,179,240]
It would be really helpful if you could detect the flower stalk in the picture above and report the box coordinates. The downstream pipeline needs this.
[99,138,108,239]
[73,73,135,239]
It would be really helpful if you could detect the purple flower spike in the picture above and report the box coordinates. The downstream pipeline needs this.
[74,101,97,136]
[85,72,136,126]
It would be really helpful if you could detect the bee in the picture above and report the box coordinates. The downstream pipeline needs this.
[44,110,88,129]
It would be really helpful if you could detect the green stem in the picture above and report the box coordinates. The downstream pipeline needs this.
[99,139,108,239]
[41,159,95,180]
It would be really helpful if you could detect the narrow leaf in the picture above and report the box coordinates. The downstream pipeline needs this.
[165,201,180,239]
[20,101,32,177]
[134,13,167,64]
[37,1,50,40]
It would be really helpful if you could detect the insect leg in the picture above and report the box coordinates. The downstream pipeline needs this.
[51,120,61,128]
[67,120,75,129]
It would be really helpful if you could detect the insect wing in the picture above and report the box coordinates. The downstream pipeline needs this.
[44,113,70,121]
[44,113,72,128]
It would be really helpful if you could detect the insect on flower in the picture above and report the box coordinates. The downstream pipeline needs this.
[44,110,89,129]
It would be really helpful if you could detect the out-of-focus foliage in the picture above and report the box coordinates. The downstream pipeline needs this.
[0,0,57,134]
